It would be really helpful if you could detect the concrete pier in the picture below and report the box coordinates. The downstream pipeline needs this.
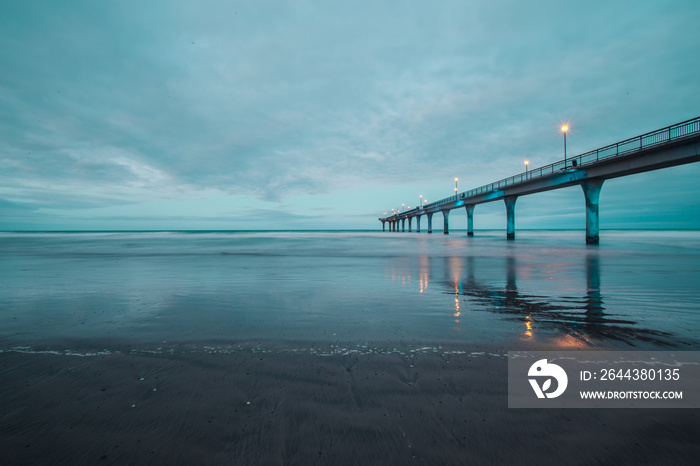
[378,118,700,243]
[581,180,604,244]
[504,196,517,240]
[442,210,450,235]
[465,205,475,236]
[401,218,405,232]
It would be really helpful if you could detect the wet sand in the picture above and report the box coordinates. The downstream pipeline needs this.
[1,344,699,465]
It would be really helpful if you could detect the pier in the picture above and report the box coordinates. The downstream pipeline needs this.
[379,117,700,243]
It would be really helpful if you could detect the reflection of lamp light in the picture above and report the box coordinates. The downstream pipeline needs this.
[525,315,533,338]
[454,282,461,322]
[524,160,529,173]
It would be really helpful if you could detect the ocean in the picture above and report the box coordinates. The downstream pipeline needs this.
[2,230,699,353]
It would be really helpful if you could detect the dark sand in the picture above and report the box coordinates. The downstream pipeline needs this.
[1,345,699,465]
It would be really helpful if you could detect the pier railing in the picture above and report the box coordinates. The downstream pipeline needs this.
[413,116,700,213]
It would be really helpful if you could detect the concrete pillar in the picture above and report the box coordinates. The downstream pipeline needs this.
[504,196,518,240]
[465,205,475,236]
[408,217,412,232]
[427,213,433,234]
[416,215,421,233]
[442,210,450,235]
[581,179,604,244]
[381,220,386,232]
[401,218,406,232]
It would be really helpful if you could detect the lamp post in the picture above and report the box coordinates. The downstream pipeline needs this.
[419,194,423,209]
[402,203,405,212]
[561,125,568,163]
[454,177,458,194]
[524,160,529,173]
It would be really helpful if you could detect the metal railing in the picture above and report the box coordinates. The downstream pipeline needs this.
[407,116,700,215]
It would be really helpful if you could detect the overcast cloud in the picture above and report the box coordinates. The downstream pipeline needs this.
[1,0,699,230]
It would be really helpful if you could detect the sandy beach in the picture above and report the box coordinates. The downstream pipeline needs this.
[2,342,699,465]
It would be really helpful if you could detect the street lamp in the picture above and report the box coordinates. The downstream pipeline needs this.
[402,203,405,212]
[524,160,529,173]
[419,194,423,208]
[561,125,568,162]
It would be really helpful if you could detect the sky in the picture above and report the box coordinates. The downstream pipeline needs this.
[1,0,699,231]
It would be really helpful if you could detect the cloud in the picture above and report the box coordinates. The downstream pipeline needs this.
[1,0,699,229]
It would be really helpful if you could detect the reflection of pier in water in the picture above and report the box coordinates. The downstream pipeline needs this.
[405,254,682,347]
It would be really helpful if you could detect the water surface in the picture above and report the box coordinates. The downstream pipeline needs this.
[1,230,699,353]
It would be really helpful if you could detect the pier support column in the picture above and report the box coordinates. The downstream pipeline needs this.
[401,218,406,232]
[416,215,421,233]
[504,196,518,240]
[465,205,475,236]
[408,217,412,232]
[442,210,450,235]
[381,220,386,232]
[581,180,604,244]
[427,213,433,234]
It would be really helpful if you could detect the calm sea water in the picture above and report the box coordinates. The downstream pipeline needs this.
[1,230,699,353]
